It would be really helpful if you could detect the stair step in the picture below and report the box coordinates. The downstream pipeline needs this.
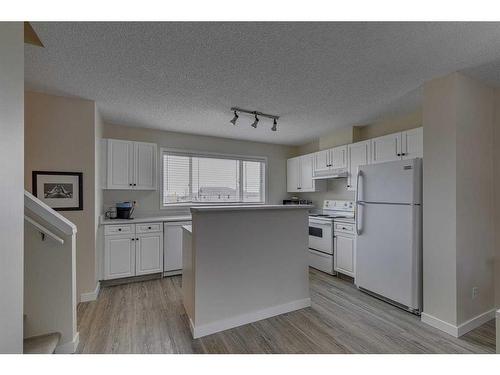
[23,332,61,354]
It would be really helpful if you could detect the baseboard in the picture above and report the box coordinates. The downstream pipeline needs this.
[191,297,311,339]
[421,312,459,337]
[55,332,79,354]
[80,282,100,303]
[457,309,496,337]
[421,309,496,338]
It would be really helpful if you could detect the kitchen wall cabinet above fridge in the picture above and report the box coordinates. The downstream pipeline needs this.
[102,138,157,190]
[371,127,423,164]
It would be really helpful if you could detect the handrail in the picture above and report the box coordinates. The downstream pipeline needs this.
[25,216,65,245]
[24,191,76,236]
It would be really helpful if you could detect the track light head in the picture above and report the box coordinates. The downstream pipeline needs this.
[251,114,259,128]
[271,118,278,132]
[230,111,239,125]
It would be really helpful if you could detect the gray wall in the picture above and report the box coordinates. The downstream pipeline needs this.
[0,23,24,353]
[102,123,296,216]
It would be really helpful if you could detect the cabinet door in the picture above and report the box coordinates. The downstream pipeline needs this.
[334,234,355,277]
[136,232,163,275]
[402,127,423,159]
[104,234,135,280]
[107,139,134,189]
[164,222,191,272]
[371,133,401,164]
[134,142,157,190]
[313,149,331,174]
[347,141,370,191]
[331,145,347,169]
[287,157,300,192]
[299,154,315,191]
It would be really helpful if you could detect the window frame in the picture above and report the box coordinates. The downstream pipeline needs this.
[160,147,268,209]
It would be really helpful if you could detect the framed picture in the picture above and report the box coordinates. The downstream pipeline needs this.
[32,171,83,211]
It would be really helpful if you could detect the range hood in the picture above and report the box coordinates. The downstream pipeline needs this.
[312,168,348,180]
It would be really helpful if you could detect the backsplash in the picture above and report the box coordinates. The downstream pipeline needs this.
[293,179,355,208]
[103,189,190,218]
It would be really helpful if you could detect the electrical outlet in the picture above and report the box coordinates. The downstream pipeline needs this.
[472,287,479,299]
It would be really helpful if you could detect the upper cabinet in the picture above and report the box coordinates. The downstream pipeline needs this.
[347,140,371,191]
[313,145,347,178]
[287,154,326,193]
[371,128,423,164]
[102,139,157,190]
[401,127,423,160]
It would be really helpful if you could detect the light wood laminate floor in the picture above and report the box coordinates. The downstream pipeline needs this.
[76,269,496,354]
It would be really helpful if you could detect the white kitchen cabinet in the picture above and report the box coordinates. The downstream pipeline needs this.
[334,234,355,277]
[286,157,300,193]
[104,234,136,280]
[106,139,134,190]
[136,232,164,276]
[103,139,157,190]
[313,145,347,177]
[104,222,163,280]
[313,149,330,174]
[164,221,191,274]
[371,133,401,164]
[347,140,371,191]
[402,127,423,159]
[331,145,347,169]
[287,154,325,193]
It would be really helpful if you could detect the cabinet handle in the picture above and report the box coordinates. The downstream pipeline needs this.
[129,183,132,186]
[402,153,406,156]
[148,226,151,229]
[131,238,135,241]
[397,153,401,156]
[118,228,122,231]
[136,238,139,241]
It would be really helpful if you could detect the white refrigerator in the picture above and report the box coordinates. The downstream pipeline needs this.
[355,158,422,314]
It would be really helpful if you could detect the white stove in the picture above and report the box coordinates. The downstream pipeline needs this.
[308,200,355,275]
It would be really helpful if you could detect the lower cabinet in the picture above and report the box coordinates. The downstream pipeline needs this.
[136,232,164,276]
[104,234,136,280]
[334,221,356,278]
[104,222,163,280]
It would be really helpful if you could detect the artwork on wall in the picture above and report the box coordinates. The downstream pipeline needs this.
[32,171,83,211]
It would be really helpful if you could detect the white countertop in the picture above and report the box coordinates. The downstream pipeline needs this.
[100,214,192,225]
[190,204,312,212]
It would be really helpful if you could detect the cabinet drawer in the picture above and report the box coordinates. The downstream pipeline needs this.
[308,249,334,275]
[104,224,135,236]
[334,222,354,234]
[136,222,162,233]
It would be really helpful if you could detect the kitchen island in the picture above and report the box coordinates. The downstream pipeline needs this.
[182,205,311,338]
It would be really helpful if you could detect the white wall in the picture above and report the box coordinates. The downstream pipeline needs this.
[422,73,458,325]
[0,22,24,353]
[422,72,495,334]
[102,123,295,216]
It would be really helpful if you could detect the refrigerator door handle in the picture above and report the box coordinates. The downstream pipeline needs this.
[355,170,363,235]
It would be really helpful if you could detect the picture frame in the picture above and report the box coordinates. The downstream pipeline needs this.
[32,171,83,211]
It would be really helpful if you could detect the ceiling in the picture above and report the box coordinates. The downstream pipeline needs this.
[25,22,500,146]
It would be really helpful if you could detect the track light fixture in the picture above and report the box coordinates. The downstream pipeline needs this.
[230,111,239,125]
[251,114,259,128]
[230,107,280,132]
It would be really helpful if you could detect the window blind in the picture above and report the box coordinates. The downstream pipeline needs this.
[162,151,265,205]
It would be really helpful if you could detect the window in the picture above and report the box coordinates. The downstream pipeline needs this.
[162,149,266,206]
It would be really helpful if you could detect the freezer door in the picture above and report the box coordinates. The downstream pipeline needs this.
[355,203,422,311]
[358,158,421,204]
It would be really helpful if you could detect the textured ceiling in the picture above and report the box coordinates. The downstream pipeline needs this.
[25,22,500,145]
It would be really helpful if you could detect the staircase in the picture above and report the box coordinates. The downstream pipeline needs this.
[23,333,61,354]
[23,191,78,354]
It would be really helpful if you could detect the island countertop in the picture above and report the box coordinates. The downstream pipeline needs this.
[190,204,312,213]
